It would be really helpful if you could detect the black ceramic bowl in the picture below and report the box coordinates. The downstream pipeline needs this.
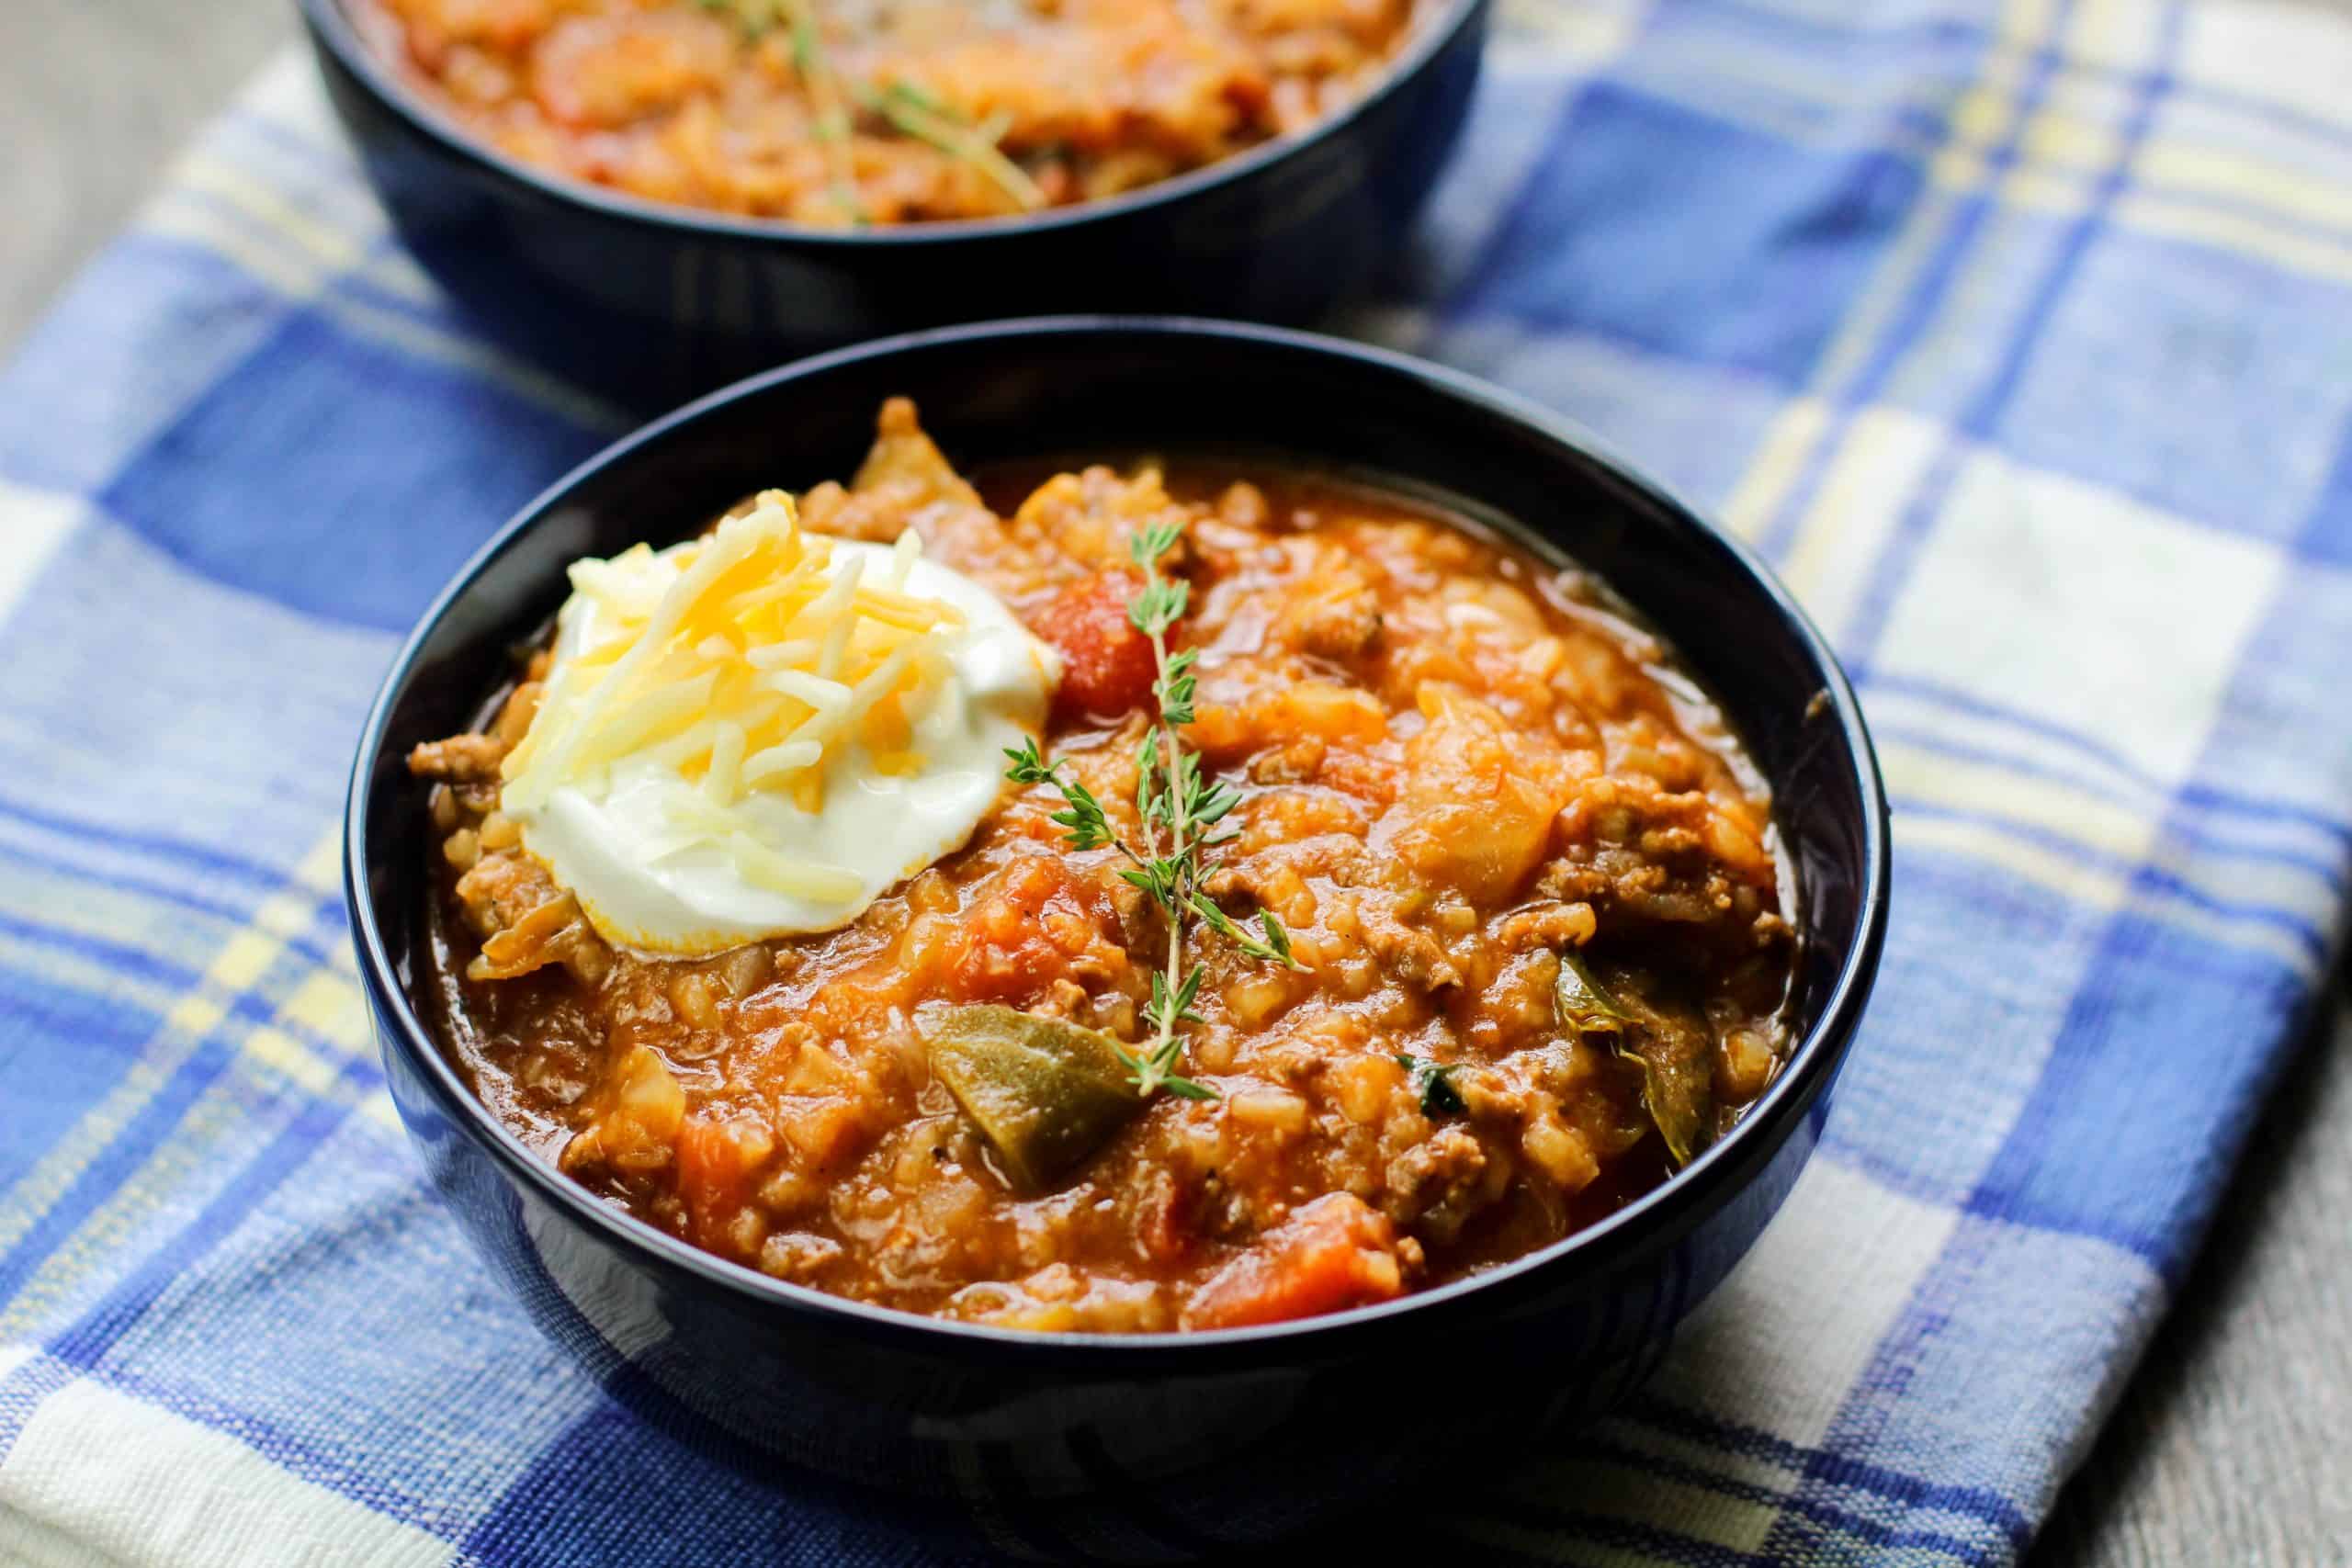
[297,0,1490,409]
[345,319,1888,1558]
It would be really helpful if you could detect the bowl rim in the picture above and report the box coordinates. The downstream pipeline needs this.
[345,315,1890,1361]
[295,0,1490,248]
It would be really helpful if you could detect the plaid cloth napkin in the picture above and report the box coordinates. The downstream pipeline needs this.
[4,0,2349,1561]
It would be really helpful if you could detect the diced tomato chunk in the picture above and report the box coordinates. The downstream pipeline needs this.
[1034,572,1159,722]
[939,855,1101,1006]
[675,1113,768,1255]
[1139,1168,1204,1266]
[1183,1193,1407,1329]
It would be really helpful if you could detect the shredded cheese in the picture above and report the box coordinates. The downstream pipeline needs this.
[502,491,966,863]
[495,492,1059,955]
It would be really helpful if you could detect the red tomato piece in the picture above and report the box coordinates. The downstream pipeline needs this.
[1035,573,1159,722]
[1183,1193,1407,1329]
[675,1114,763,1255]
[940,856,1100,1006]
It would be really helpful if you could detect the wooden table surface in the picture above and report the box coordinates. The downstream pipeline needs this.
[8,5,2347,1562]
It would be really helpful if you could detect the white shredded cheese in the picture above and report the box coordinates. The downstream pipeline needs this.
[496,495,1061,955]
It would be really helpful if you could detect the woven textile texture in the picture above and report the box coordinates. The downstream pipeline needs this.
[3,0,2350,1562]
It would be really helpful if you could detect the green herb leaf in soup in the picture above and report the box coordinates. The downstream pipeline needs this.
[1555,952,1716,1168]
[919,1005,1143,1192]
[1555,950,1633,1034]
[1393,1054,1465,1118]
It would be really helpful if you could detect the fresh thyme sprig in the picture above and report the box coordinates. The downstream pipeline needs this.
[772,0,870,226]
[1394,1054,1465,1117]
[1004,519,1301,1101]
[697,1,1043,219]
[854,80,1048,213]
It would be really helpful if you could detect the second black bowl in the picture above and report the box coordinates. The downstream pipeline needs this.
[298,0,1491,409]
[345,318,1888,1559]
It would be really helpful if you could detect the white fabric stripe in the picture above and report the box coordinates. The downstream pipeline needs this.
[1880,739,2344,922]
[2177,0,2352,135]
[0,1381,454,1568]
[1648,1156,1962,1459]
[1899,815,2326,979]
[1867,683,2352,876]
[0,483,85,626]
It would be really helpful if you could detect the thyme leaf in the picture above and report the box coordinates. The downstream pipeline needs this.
[1394,1054,1465,1118]
[854,80,1048,212]
[1003,517,1305,1100]
[698,3,1046,220]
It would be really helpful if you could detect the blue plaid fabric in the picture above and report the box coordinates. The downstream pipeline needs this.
[3,0,2348,1561]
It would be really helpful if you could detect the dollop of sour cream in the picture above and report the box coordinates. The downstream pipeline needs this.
[499,492,1057,956]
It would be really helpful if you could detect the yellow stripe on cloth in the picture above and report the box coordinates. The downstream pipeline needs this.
[1719,0,2058,577]
[1896,814,2322,977]
[2114,191,2352,288]
[0,829,398,1341]
[138,186,625,435]
[1720,397,1831,544]
[130,55,626,436]
[1500,1450,1787,1556]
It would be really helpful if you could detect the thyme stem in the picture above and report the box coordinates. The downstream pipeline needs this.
[1004,513,1300,1102]
[774,0,869,226]
[856,82,1048,212]
[1140,601,1193,1096]
[697,2,1046,220]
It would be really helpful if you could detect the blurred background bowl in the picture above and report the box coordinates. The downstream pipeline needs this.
[345,317,1890,1561]
[297,0,1491,409]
